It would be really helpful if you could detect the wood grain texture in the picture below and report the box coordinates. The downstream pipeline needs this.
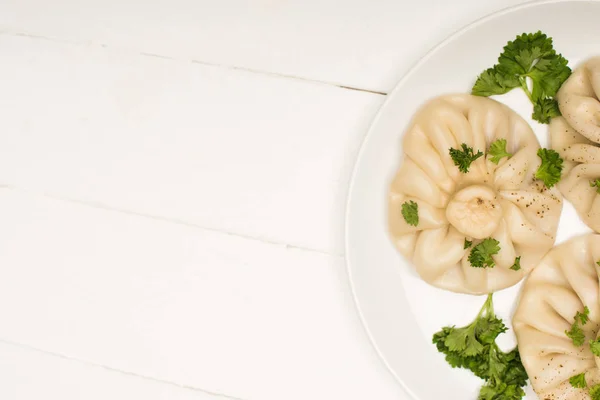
[0,341,234,400]
[0,190,405,400]
[0,34,383,255]
[0,0,529,93]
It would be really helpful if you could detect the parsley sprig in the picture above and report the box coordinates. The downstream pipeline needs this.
[591,384,600,399]
[469,238,501,269]
[472,31,571,124]
[401,200,419,226]
[488,139,512,164]
[449,144,483,173]
[433,294,528,400]
[535,148,563,188]
[569,372,600,400]
[570,372,587,389]
[590,338,600,357]
[533,98,561,124]
[566,306,590,347]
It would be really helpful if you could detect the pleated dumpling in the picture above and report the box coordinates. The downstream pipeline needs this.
[551,57,600,232]
[556,57,600,143]
[513,234,600,400]
[389,94,562,294]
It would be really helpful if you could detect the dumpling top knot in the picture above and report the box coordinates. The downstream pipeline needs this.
[446,184,503,239]
[389,94,562,294]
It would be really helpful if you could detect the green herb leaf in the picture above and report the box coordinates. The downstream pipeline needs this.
[469,238,501,268]
[488,139,512,164]
[464,239,473,249]
[433,294,528,400]
[401,200,419,227]
[479,381,526,400]
[577,307,590,325]
[533,98,561,124]
[472,68,520,97]
[449,143,484,173]
[566,307,590,347]
[590,179,600,194]
[590,383,600,400]
[535,148,564,188]
[472,31,571,124]
[569,372,587,389]
[566,324,586,347]
[590,338,600,357]
[510,256,521,271]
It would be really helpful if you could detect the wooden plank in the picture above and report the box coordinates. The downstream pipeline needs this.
[0,341,235,400]
[0,0,529,93]
[0,34,383,254]
[0,190,406,400]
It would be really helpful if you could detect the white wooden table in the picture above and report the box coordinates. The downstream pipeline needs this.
[0,1,530,399]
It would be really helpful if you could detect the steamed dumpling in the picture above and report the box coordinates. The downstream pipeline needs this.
[513,234,600,400]
[556,57,600,143]
[551,57,600,232]
[389,94,562,294]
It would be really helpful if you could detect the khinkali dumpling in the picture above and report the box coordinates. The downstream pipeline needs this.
[550,57,600,232]
[556,57,600,143]
[513,234,600,400]
[389,94,562,294]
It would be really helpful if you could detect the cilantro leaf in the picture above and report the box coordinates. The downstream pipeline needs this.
[566,307,590,347]
[469,238,501,268]
[510,256,521,271]
[590,338,600,357]
[464,239,473,249]
[488,139,512,164]
[433,294,528,400]
[535,148,564,188]
[591,383,600,400]
[401,200,419,226]
[570,372,587,388]
[472,31,571,124]
[590,179,600,193]
[449,144,484,173]
[533,98,561,124]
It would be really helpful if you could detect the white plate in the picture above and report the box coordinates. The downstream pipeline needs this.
[344,1,600,399]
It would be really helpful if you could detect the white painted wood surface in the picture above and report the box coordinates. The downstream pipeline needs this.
[0,341,228,400]
[0,190,402,400]
[0,1,534,399]
[0,34,382,255]
[0,0,527,93]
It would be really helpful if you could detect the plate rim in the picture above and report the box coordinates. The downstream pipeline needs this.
[342,0,599,397]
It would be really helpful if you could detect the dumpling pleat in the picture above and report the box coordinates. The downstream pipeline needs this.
[404,126,455,193]
[390,158,448,208]
[413,226,464,282]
